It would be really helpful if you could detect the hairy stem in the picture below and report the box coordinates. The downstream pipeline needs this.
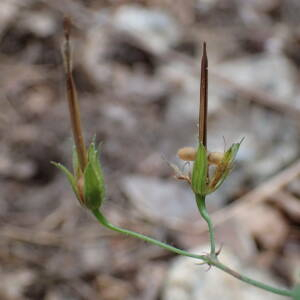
[92,209,292,297]
[92,209,206,260]
[209,259,293,297]
[195,194,216,257]
[195,194,292,297]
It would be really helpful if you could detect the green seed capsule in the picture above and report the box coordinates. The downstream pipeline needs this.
[52,142,105,211]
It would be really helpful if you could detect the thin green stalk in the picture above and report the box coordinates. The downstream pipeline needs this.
[195,194,216,257]
[209,259,293,297]
[195,194,292,297]
[92,208,293,297]
[92,209,206,260]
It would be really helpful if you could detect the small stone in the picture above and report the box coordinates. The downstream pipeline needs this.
[121,175,197,224]
[242,204,288,250]
[0,0,21,34]
[0,268,36,299]
[102,104,137,131]
[19,12,57,37]
[215,54,298,106]
[114,5,180,55]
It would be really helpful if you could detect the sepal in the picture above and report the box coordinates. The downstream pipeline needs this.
[191,143,208,195]
[53,141,105,210]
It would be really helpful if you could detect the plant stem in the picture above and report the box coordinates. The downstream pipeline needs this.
[195,194,292,297]
[92,209,292,297]
[208,258,293,297]
[195,194,216,257]
[92,209,206,260]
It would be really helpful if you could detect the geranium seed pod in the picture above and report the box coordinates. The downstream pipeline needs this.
[208,152,224,165]
[52,142,105,211]
[177,147,197,161]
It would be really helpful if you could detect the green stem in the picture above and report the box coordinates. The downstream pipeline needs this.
[209,259,293,297]
[92,209,206,260]
[92,209,293,297]
[195,194,216,257]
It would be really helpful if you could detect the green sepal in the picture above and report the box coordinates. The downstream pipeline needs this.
[88,143,105,193]
[208,141,242,194]
[51,161,80,201]
[191,143,208,195]
[83,142,105,210]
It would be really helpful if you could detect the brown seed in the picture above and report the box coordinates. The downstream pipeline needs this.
[208,152,224,165]
[77,175,85,206]
[177,147,197,161]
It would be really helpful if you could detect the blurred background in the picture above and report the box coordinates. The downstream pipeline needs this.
[0,0,300,299]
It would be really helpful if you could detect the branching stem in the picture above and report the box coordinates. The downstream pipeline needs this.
[92,209,206,260]
[208,258,293,297]
[92,209,293,297]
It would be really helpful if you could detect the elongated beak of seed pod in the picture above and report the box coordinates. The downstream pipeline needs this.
[191,42,209,196]
[190,43,242,196]
[53,18,105,211]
